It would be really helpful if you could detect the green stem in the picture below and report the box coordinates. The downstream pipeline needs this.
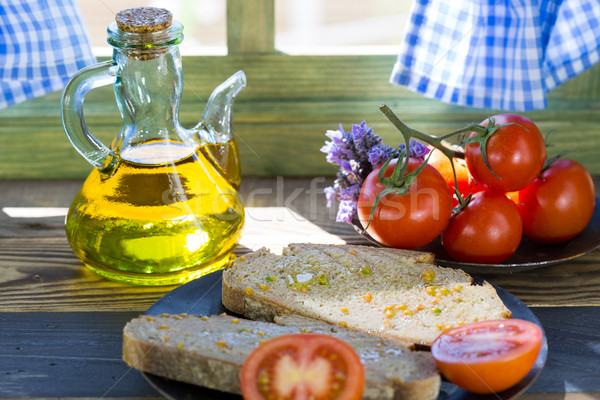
[439,124,488,141]
[379,104,465,159]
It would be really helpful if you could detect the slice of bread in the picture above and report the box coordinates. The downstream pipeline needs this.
[222,243,511,347]
[123,313,441,400]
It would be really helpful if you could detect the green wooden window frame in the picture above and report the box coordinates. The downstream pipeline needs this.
[1,0,599,179]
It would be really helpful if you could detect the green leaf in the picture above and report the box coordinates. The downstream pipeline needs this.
[460,116,515,180]
[363,186,398,231]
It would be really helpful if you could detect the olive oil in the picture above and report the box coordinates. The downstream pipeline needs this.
[65,141,244,285]
[204,139,241,188]
[61,8,247,285]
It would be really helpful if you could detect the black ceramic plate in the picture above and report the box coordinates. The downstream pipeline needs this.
[354,197,600,274]
[142,270,548,400]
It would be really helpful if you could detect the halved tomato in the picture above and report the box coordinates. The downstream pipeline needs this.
[431,319,543,394]
[240,334,365,400]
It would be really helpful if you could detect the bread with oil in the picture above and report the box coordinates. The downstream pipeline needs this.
[123,313,441,400]
[222,243,511,347]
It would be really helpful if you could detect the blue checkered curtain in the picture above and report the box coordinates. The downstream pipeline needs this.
[390,0,600,111]
[0,0,96,109]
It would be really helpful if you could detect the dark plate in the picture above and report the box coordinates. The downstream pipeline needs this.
[354,197,600,273]
[142,270,548,400]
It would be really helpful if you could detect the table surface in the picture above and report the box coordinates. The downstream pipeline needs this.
[1,178,599,400]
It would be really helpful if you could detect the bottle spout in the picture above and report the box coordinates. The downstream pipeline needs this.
[200,70,246,143]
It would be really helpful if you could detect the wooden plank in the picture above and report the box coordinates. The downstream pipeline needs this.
[0,312,160,398]
[481,248,600,307]
[1,103,600,178]
[522,394,600,400]
[524,307,600,395]
[0,55,599,178]
[0,308,598,397]
[0,177,599,311]
[1,235,598,311]
[1,118,599,179]
[226,0,275,54]
[5,54,600,103]
[0,237,175,312]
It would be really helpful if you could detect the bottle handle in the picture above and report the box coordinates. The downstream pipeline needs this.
[61,60,119,171]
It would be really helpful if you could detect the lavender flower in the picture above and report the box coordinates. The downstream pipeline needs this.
[351,121,381,156]
[321,121,383,223]
[368,140,430,168]
[336,184,361,223]
[324,186,337,208]
[406,140,431,160]
[368,144,397,168]
[336,199,357,224]
[321,121,431,224]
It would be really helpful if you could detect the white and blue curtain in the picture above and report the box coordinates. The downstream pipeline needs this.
[390,0,600,111]
[0,0,95,109]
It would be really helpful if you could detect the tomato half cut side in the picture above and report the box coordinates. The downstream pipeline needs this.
[240,334,365,400]
[431,319,543,394]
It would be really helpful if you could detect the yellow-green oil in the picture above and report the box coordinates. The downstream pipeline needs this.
[65,141,244,285]
[205,140,241,189]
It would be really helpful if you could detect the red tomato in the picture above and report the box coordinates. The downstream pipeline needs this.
[240,334,364,400]
[441,191,522,264]
[465,114,546,192]
[427,148,486,206]
[431,319,543,394]
[513,159,596,244]
[357,157,452,249]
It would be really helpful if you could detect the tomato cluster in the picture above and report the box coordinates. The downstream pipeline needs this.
[358,113,596,264]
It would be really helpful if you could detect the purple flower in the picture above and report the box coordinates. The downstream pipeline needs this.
[368,144,397,168]
[351,121,371,142]
[338,184,361,201]
[324,186,337,208]
[406,140,430,160]
[351,121,380,154]
[336,200,357,224]
[321,128,354,167]
[321,121,384,224]
[322,119,435,226]
[325,124,345,143]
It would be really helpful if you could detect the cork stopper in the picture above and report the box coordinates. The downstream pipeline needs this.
[116,7,172,33]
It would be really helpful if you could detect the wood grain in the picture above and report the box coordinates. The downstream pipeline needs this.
[1,235,598,312]
[521,394,600,400]
[0,309,598,398]
[226,0,275,54]
[0,179,599,398]
[0,179,599,311]
[0,56,599,179]
[0,312,159,398]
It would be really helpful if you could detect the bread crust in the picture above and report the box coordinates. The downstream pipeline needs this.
[123,314,441,400]
[222,243,511,347]
[123,330,242,392]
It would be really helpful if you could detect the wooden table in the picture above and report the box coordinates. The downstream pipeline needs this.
[1,178,599,400]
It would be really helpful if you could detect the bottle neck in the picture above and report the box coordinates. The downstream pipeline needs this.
[114,46,183,129]
[108,21,191,162]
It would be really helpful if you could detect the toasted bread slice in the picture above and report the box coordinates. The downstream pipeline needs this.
[222,243,511,347]
[123,313,441,400]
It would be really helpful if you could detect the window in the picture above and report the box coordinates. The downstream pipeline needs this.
[0,0,596,179]
[275,0,410,54]
[78,0,410,56]
[77,0,228,55]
